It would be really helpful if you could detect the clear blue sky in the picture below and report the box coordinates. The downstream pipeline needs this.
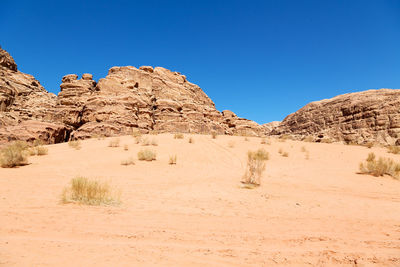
[1,0,400,124]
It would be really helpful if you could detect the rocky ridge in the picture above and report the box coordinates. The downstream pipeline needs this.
[0,47,264,144]
[271,89,400,145]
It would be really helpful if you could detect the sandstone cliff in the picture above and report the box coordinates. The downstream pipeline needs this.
[271,89,400,145]
[0,47,264,144]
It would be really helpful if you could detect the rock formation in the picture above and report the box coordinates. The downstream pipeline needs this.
[271,89,400,145]
[0,47,69,145]
[0,47,264,144]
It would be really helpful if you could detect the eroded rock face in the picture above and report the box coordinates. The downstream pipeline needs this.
[0,47,69,145]
[57,66,264,138]
[0,47,264,144]
[271,89,400,145]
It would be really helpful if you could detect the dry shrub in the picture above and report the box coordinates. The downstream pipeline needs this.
[174,133,184,139]
[121,157,135,166]
[359,152,400,179]
[68,140,81,150]
[131,129,142,138]
[33,139,44,147]
[211,131,217,139]
[135,136,142,144]
[228,141,235,148]
[278,148,289,157]
[243,148,269,186]
[123,144,129,151]
[320,138,333,144]
[303,136,314,142]
[261,138,270,145]
[364,142,374,149]
[149,130,159,135]
[141,137,151,146]
[61,177,120,205]
[138,149,156,161]
[0,141,29,168]
[387,145,400,154]
[35,146,48,156]
[108,138,120,147]
[244,137,249,141]
[169,155,177,165]
[188,137,194,144]
[301,146,307,153]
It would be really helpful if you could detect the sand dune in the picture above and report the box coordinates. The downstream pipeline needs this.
[1,134,399,266]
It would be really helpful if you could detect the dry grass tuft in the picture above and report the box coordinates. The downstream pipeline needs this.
[131,129,142,138]
[359,152,400,179]
[303,136,314,142]
[278,148,289,157]
[188,137,194,144]
[36,146,48,156]
[151,138,158,146]
[123,144,129,151]
[242,148,269,186]
[61,177,120,205]
[387,145,400,154]
[135,136,142,144]
[174,133,184,139]
[108,138,120,148]
[211,131,217,139]
[68,140,81,150]
[301,146,307,153]
[138,149,157,161]
[244,137,249,141]
[261,138,270,145]
[169,155,177,165]
[0,141,29,168]
[121,157,135,166]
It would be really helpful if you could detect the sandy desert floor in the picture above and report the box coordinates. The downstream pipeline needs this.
[0,134,399,266]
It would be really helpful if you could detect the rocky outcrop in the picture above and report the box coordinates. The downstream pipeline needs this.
[0,47,69,145]
[271,89,400,145]
[57,66,264,138]
[0,47,264,143]
[263,121,280,134]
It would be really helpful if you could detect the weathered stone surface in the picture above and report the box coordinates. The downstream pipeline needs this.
[263,121,281,134]
[0,47,69,145]
[271,89,400,145]
[0,47,264,143]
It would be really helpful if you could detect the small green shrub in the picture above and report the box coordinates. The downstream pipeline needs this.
[61,177,120,205]
[138,149,156,161]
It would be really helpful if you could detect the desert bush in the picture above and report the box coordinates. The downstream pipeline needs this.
[108,138,120,148]
[121,157,135,166]
[387,145,400,154]
[33,139,44,147]
[261,138,270,145]
[359,152,400,179]
[123,144,129,151]
[61,177,120,205]
[364,142,374,149]
[282,151,289,157]
[36,146,48,156]
[228,141,235,148]
[131,129,142,138]
[140,137,151,146]
[242,148,269,185]
[138,149,157,161]
[169,154,177,165]
[211,131,217,139]
[188,137,194,144]
[68,140,81,150]
[135,136,142,144]
[244,137,249,141]
[301,146,307,153]
[174,133,184,139]
[0,141,29,168]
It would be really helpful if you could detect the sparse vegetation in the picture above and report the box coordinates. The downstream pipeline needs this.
[261,138,270,145]
[301,146,307,153]
[0,141,29,168]
[303,136,314,142]
[359,152,400,179]
[174,133,184,139]
[244,137,249,141]
[364,142,374,149]
[320,138,333,144]
[278,148,289,157]
[121,157,135,166]
[387,145,400,154]
[188,137,194,144]
[36,146,48,155]
[108,138,120,147]
[151,138,158,146]
[61,177,120,205]
[211,131,217,139]
[169,155,177,165]
[123,144,129,151]
[135,136,142,144]
[138,149,157,161]
[242,148,269,186]
[68,140,81,150]
[131,129,142,138]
